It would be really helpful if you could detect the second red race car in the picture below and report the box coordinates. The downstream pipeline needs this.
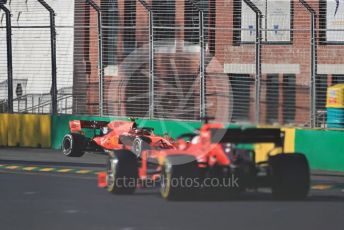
[61,119,175,158]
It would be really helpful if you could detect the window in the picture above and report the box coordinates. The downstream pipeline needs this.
[319,0,344,43]
[332,75,344,84]
[234,0,292,43]
[266,74,279,123]
[123,0,136,56]
[101,0,119,66]
[184,0,209,45]
[184,1,199,44]
[283,74,296,123]
[152,0,176,42]
[233,0,242,45]
[229,74,253,121]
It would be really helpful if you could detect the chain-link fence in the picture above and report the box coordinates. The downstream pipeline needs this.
[152,1,200,120]
[105,0,151,118]
[1,0,344,128]
[258,0,312,126]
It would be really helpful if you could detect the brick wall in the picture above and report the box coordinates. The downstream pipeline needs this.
[75,0,344,124]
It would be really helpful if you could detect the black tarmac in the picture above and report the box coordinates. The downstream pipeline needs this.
[0,148,343,230]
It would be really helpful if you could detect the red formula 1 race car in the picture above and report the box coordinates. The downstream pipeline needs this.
[61,119,175,158]
[101,120,310,201]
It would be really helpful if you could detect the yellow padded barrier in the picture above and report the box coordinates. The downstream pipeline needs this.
[38,115,51,148]
[1,114,51,148]
[8,114,21,147]
[20,114,39,147]
[255,127,295,162]
[0,114,9,146]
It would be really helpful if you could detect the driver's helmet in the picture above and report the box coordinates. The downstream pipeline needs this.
[191,135,200,144]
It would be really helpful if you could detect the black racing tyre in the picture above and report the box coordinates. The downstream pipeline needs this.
[107,150,139,194]
[269,153,310,200]
[131,136,151,158]
[160,155,199,201]
[62,133,86,157]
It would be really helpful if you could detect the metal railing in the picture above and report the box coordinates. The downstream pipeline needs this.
[0,92,72,114]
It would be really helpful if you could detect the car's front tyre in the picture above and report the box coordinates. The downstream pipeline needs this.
[107,150,139,194]
[160,154,199,200]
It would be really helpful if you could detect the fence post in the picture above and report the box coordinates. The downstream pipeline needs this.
[37,0,57,114]
[0,3,13,113]
[138,0,153,119]
[243,0,262,124]
[300,0,317,128]
[199,10,205,118]
[186,0,205,119]
[255,12,262,124]
[149,10,154,119]
[86,0,104,117]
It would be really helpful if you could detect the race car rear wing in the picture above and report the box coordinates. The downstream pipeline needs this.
[210,128,284,147]
[69,120,110,133]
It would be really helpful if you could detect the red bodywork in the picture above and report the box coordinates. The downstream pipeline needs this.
[70,120,232,181]
[139,123,231,180]
[68,120,175,151]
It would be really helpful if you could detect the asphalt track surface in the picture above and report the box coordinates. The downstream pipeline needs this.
[1,148,344,230]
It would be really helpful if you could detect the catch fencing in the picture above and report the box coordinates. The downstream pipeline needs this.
[0,0,343,128]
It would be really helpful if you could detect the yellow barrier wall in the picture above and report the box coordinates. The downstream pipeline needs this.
[0,113,9,146]
[39,115,51,148]
[8,114,21,147]
[255,128,295,162]
[0,114,51,148]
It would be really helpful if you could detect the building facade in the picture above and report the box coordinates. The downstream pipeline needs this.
[75,0,344,125]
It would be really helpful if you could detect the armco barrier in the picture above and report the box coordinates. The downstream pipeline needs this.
[0,114,51,148]
[295,129,344,172]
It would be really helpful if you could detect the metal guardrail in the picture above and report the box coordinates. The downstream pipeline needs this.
[0,93,72,114]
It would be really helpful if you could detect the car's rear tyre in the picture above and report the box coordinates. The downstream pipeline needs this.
[107,150,138,194]
[160,155,199,200]
[269,153,310,200]
[62,133,86,157]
